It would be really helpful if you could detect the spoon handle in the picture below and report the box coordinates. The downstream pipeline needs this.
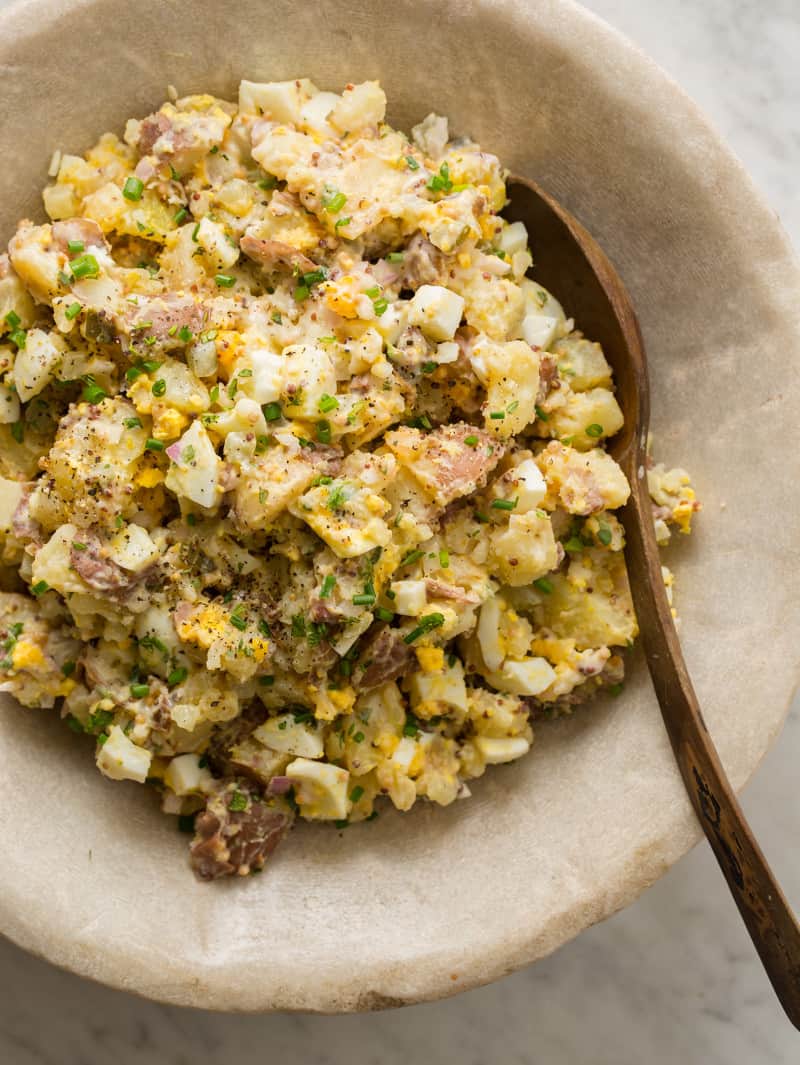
[624,466,800,1029]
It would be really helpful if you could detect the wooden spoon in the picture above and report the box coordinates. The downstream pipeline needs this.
[505,175,800,1028]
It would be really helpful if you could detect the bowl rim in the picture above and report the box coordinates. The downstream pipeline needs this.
[0,0,798,1013]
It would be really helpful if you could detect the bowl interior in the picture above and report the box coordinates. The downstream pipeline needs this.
[1,0,798,1012]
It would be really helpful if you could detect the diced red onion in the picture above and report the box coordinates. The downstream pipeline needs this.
[267,775,292,795]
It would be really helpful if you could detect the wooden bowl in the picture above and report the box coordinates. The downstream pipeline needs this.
[1,0,798,1012]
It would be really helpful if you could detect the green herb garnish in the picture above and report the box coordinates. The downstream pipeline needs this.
[403,613,445,644]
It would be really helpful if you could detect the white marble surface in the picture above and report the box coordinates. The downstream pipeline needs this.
[1,0,799,1061]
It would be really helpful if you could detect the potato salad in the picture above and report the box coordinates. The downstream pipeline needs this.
[0,80,699,879]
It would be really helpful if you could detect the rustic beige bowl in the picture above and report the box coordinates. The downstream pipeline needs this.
[1,0,798,1013]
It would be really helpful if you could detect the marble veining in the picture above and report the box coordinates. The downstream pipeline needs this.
[0,1,798,1062]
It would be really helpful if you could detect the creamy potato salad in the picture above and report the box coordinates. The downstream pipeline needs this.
[0,80,699,879]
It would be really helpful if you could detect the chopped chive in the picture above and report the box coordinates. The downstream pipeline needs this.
[322,190,347,213]
[177,325,193,343]
[327,484,349,511]
[259,675,275,687]
[72,541,87,552]
[262,402,282,422]
[318,393,339,413]
[31,580,49,597]
[421,361,437,374]
[173,207,189,224]
[334,216,351,231]
[8,329,27,349]
[350,785,365,803]
[535,404,549,422]
[65,301,82,320]
[294,284,310,302]
[320,575,336,599]
[403,719,420,737]
[271,311,282,324]
[123,176,144,201]
[61,661,76,677]
[301,267,327,287]
[10,421,24,444]
[374,606,395,623]
[533,577,553,594]
[598,526,613,546]
[364,286,381,299]
[123,416,142,429]
[229,606,248,631]
[215,273,235,288]
[473,511,490,523]
[4,310,20,329]
[586,423,604,438]
[426,161,453,194]
[399,548,424,567]
[69,253,99,279]
[191,222,200,242]
[507,400,520,413]
[491,498,517,511]
[386,251,404,263]
[145,438,165,451]
[228,791,248,812]
[403,613,445,644]
[405,155,420,170]
[316,419,332,444]
[489,410,505,420]
[406,413,432,430]
[352,593,376,606]
[564,536,584,552]
[291,615,306,638]
[130,682,150,698]
[82,380,107,405]
[352,731,365,743]
[438,549,450,568]
[372,297,388,316]
[151,378,167,397]
[139,635,168,655]
[464,435,479,447]
[166,666,187,687]
[67,239,85,254]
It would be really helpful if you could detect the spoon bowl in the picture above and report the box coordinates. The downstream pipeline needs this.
[506,173,800,1030]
